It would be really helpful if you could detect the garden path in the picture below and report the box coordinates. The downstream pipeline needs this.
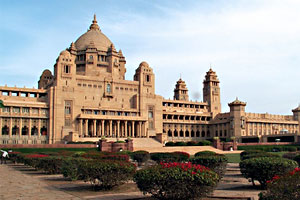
[0,162,263,200]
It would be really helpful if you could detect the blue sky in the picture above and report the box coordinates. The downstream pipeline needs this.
[1,0,300,114]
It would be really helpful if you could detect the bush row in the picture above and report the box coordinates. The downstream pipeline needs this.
[165,140,212,146]
[237,145,299,152]
[240,150,279,161]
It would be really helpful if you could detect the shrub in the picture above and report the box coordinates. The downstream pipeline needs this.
[175,142,186,146]
[238,145,300,152]
[189,155,228,178]
[82,151,129,161]
[35,157,63,174]
[134,162,219,200]
[282,152,300,160]
[187,141,198,146]
[240,150,279,161]
[150,152,190,163]
[165,142,175,146]
[194,151,217,157]
[131,151,150,165]
[80,160,136,190]
[61,157,88,180]
[239,157,298,188]
[259,168,300,200]
[293,155,300,166]
[198,140,212,146]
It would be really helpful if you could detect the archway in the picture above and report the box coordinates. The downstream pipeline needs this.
[22,126,29,135]
[31,126,38,135]
[2,125,9,135]
[12,126,19,135]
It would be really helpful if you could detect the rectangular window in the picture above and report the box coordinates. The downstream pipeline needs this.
[41,109,48,115]
[22,108,29,113]
[65,101,72,115]
[13,107,20,113]
[64,65,70,73]
[65,118,71,127]
[2,107,10,113]
[32,108,39,114]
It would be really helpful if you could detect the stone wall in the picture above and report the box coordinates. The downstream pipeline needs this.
[99,139,133,152]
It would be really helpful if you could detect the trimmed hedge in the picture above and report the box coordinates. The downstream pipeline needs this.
[61,157,88,180]
[79,160,136,190]
[282,152,300,160]
[240,150,279,161]
[131,151,150,165]
[150,152,190,163]
[189,155,228,177]
[240,157,298,188]
[258,168,300,200]
[238,145,299,152]
[194,151,217,157]
[134,162,219,200]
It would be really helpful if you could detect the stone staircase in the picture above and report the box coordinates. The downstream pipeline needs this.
[132,138,233,155]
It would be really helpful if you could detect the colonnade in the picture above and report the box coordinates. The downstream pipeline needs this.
[78,119,147,138]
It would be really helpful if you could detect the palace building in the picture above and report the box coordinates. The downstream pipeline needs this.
[0,15,299,145]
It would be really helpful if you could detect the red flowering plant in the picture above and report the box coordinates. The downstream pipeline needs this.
[134,162,219,200]
[22,154,50,168]
[259,168,300,200]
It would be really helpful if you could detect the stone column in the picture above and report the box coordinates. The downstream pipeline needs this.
[85,119,88,137]
[117,121,120,138]
[101,120,105,136]
[78,119,82,137]
[109,120,113,137]
[93,120,97,137]
[19,119,22,136]
[28,119,31,137]
[124,121,128,137]
[132,121,135,137]
[97,121,101,136]
[138,121,142,138]
[9,118,12,137]
[128,122,132,137]
[38,119,41,137]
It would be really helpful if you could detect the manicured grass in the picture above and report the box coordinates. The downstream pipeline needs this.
[225,153,241,163]
[1,148,98,154]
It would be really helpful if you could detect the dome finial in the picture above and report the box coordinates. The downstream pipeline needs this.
[89,14,100,31]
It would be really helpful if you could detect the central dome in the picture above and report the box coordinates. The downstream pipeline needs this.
[75,15,113,51]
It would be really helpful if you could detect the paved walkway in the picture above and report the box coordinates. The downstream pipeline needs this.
[0,162,262,200]
[0,163,81,200]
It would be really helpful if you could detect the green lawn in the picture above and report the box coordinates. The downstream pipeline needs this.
[225,153,241,163]
[225,151,290,163]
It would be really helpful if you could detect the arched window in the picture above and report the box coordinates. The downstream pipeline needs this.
[106,84,111,93]
[12,126,19,135]
[168,130,172,137]
[31,126,38,135]
[2,125,9,135]
[41,126,47,136]
[22,126,29,135]
[201,131,205,137]
[89,55,93,59]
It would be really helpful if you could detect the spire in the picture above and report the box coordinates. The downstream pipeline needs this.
[89,14,100,31]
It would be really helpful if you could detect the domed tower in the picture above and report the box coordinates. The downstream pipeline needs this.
[38,69,53,89]
[73,14,126,79]
[203,68,221,116]
[173,78,189,101]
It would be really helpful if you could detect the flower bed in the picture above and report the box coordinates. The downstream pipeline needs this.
[134,162,219,200]
[189,154,228,177]
[259,168,300,200]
